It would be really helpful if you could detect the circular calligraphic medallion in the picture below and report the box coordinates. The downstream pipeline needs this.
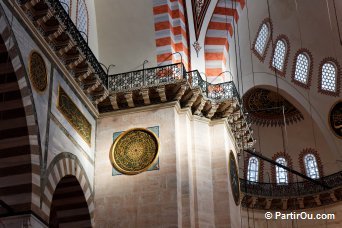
[229,151,240,206]
[329,101,342,138]
[110,128,159,175]
[29,52,47,92]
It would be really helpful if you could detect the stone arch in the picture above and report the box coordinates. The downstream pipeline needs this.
[42,152,94,226]
[241,74,341,159]
[0,4,42,216]
[204,0,245,78]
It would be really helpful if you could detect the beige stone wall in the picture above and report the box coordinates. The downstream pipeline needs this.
[95,103,241,227]
[241,202,342,228]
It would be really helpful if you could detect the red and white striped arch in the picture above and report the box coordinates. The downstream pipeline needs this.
[204,0,245,78]
[152,0,190,70]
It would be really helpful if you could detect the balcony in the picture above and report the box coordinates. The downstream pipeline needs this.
[240,171,342,210]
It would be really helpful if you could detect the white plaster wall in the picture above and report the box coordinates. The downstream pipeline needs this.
[94,0,157,74]
[231,0,342,175]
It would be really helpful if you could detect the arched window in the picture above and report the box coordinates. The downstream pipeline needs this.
[254,23,269,56]
[275,157,288,184]
[304,154,320,179]
[59,0,71,14]
[294,52,310,84]
[320,62,337,92]
[247,157,259,182]
[272,39,287,71]
[77,0,88,40]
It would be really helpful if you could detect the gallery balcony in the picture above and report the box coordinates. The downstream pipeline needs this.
[240,171,342,210]
[102,62,254,149]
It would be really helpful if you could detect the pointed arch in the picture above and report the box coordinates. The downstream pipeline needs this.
[271,151,293,183]
[318,57,341,96]
[269,34,290,77]
[0,5,42,218]
[152,0,190,70]
[252,18,273,62]
[42,152,94,225]
[204,0,245,78]
[299,148,323,179]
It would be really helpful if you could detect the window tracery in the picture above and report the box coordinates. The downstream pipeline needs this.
[255,24,269,56]
[59,0,71,14]
[272,40,286,71]
[252,19,272,62]
[294,53,309,84]
[77,0,88,40]
[275,157,288,184]
[304,154,320,179]
[321,62,337,92]
[247,157,259,182]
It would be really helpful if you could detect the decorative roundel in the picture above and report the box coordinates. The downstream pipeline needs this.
[329,101,342,138]
[109,128,159,175]
[229,151,240,206]
[29,51,47,92]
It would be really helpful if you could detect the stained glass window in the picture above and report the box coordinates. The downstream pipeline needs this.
[59,0,70,14]
[255,24,269,55]
[304,154,320,179]
[321,62,337,92]
[294,53,309,84]
[247,157,259,182]
[77,0,88,40]
[276,157,288,184]
[272,40,286,71]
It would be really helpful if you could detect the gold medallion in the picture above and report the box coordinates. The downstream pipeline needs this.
[110,128,159,175]
[29,51,47,92]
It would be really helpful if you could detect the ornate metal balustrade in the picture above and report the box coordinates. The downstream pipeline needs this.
[108,63,185,93]
[28,0,108,86]
[240,171,342,197]
[186,70,240,101]
[108,63,240,102]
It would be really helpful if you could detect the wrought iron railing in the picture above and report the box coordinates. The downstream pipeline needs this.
[240,171,342,197]
[108,63,185,92]
[108,63,240,103]
[186,70,240,101]
[38,0,108,86]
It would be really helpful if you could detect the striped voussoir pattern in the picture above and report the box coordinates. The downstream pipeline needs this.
[153,0,190,70]
[42,153,94,227]
[0,8,41,217]
[204,0,245,78]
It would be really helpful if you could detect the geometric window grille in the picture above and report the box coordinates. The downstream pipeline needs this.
[275,157,288,184]
[59,0,71,14]
[247,157,259,182]
[77,0,88,40]
[294,53,309,84]
[272,40,286,71]
[321,62,336,92]
[304,154,320,179]
[255,24,269,55]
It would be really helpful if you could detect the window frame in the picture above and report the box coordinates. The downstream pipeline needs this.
[252,18,272,62]
[304,154,320,179]
[59,0,72,15]
[269,35,290,77]
[318,58,340,96]
[76,0,89,41]
[299,149,323,179]
[291,49,313,89]
[247,156,259,183]
[272,152,293,184]
[275,157,288,185]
